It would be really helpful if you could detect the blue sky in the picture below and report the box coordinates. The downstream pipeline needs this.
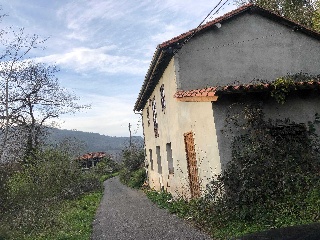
[1,0,237,137]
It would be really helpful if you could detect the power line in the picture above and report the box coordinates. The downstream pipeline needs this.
[173,0,231,55]
[178,32,284,55]
[199,0,224,26]
[136,0,232,110]
[208,0,232,21]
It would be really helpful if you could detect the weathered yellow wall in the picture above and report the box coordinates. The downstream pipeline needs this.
[142,58,221,198]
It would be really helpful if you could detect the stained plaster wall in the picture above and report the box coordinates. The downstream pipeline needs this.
[176,12,320,90]
[142,59,221,198]
[213,93,320,171]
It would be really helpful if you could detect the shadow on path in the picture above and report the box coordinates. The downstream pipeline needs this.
[237,223,320,240]
[91,177,212,240]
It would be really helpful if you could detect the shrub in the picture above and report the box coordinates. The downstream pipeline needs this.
[93,156,120,175]
[128,168,147,189]
[119,167,131,184]
[122,145,144,172]
[0,162,20,212]
[205,103,320,228]
[119,144,146,189]
[2,147,106,238]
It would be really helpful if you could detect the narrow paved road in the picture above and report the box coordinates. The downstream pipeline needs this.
[91,177,212,240]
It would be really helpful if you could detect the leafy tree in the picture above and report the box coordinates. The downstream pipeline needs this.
[13,62,87,162]
[314,0,320,31]
[122,145,145,172]
[0,16,89,163]
[236,0,320,30]
[0,26,44,162]
[119,144,146,187]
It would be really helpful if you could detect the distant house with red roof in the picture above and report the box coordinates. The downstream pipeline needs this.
[78,152,108,169]
[134,4,320,198]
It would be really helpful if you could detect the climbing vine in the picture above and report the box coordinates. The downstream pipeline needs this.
[269,74,320,104]
[206,102,320,222]
[270,77,296,104]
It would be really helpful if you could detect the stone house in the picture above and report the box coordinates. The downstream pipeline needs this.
[133,4,320,198]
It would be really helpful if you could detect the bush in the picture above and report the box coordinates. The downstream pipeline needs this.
[93,156,120,175]
[119,167,131,184]
[128,168,147,189]
[122,145,144,172]
[0,162,20,212]
[1,147,106,238]
[119,168,147,189]
[201,103,320,237]
[119,144,146,189]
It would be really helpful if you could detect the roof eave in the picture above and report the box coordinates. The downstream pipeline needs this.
[134,47,174,112]
[134,3,320,112]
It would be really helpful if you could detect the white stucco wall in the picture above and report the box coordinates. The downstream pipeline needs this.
[142,59,221,198]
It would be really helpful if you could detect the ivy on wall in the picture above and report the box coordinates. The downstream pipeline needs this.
[269,73,320,104]
[206,102,320,221]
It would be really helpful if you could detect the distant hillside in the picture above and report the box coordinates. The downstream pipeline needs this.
[46,128,144,159]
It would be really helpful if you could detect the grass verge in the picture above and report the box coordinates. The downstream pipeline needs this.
[145,188,320,240]
[0,173,117,240]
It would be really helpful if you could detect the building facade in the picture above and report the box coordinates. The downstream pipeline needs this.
[134,4,320,198]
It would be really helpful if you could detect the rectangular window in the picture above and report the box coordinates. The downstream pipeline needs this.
[149,149,153,170]
[156,146,162,174]
[152,96,159,138]
[160,84,166,112]
[166,143,174,174]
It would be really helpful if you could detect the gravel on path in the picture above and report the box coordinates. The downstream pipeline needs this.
[91,177,212,240]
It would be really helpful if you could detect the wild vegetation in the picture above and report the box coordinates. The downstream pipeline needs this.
[119,144,146,189]
[236,0,320,31]
[0,10,121,240]
[0,147,119,240]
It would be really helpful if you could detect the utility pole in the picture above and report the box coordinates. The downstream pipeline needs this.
[128,123,132,148]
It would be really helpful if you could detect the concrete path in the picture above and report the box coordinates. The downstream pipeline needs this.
[91,177,212,240]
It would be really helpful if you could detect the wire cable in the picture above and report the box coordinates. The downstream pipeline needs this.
[173,0,231,55]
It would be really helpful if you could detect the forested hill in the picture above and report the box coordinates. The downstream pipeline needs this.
[47,128,144,158]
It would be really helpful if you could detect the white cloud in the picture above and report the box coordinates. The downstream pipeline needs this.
[57,0,130,41]
[150,23,190,44]
[159,0,236,18]
[58,94,142,137]
[0,0,239,137]
[57,0,125,29]
[34,46,149,75]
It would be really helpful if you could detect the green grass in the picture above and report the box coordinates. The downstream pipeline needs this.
[99,172,119,183]
[0,173,118,240]
[48,191,103,240]
[3,191,103,240]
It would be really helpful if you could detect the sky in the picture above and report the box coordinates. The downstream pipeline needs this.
[0,0,238,137]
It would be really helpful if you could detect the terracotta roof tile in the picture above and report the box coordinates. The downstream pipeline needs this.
[159,3,254,49]
[174,80,320,99]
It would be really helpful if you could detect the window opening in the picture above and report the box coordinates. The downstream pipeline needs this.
[146,107,150,127]
[156,146,162,174]
[149,149,153,170]
[152,96,159,138]
[160,84,166,112]
[166,143,174,174]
